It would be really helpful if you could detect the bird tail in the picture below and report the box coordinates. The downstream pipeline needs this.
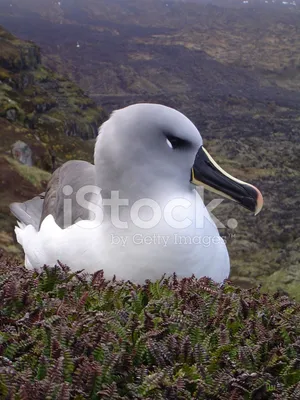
[14,222,37,269]
[15,222,26,246]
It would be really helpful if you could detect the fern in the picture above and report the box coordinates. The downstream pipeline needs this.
[0,260,300,399]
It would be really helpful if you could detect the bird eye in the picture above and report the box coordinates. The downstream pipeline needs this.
[165,134,189,150]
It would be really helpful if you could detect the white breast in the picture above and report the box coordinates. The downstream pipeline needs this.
[16,191,230,283]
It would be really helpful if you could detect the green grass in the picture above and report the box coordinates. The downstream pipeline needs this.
[5,156,51,187]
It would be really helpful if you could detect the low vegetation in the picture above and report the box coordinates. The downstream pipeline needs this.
[0,258,299,399]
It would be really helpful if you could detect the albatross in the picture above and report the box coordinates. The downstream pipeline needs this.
[10,103,263,283]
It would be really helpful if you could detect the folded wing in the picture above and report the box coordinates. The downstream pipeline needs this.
[10,160,96,230]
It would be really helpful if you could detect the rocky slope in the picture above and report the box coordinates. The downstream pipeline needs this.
[0,1,299,297]
[0,25,107,254]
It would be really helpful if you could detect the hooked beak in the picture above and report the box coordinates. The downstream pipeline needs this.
[191,146,263,215]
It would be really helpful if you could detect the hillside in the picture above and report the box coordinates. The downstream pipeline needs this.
[0,25,107,255]
[0,0,299,297]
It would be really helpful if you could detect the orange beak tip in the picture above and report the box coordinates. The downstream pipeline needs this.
[254,189,264,216]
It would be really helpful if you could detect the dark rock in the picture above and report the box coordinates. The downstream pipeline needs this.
[6,108,17,122]
[35,101,56,113]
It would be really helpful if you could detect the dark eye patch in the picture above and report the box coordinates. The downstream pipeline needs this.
[165,133,190,149]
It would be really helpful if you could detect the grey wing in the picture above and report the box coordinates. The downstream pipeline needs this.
[40,160,96,229]
[10,160,97,230]
[10,194,45,231]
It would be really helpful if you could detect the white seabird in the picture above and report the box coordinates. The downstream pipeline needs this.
[10,104,263,283]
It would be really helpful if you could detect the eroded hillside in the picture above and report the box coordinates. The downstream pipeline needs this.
[0,25,107,254]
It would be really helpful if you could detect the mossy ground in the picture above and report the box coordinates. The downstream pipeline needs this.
[5,156,51,187]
